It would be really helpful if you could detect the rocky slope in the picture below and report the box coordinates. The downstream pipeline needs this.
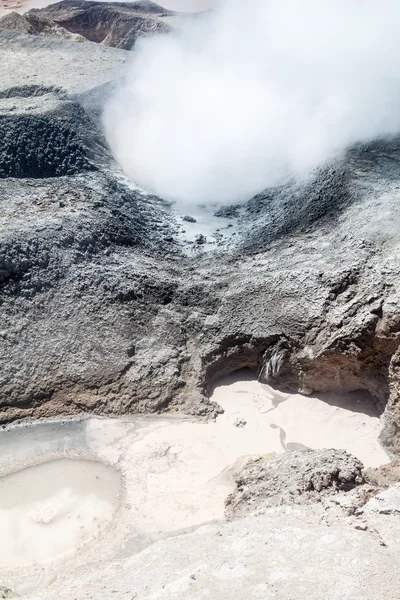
[2,15,400,600]
[1,26,400,457]
[0,10,88,41]
[26,0,177,48]
[225,449,365,517]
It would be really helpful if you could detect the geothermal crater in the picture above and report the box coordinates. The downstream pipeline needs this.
[0,375,390,594]
[1,4,400,599]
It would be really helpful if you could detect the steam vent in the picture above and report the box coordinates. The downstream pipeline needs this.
[1,1,400,599]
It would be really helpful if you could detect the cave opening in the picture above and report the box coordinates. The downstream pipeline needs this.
[209,368,389,467]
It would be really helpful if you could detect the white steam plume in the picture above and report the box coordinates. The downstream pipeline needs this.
[103,0,400,205]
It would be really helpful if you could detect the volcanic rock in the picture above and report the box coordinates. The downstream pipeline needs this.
[0,11,88,41]
[225,449,365,518]
[0,29,400,461]
[2,19,400,600]
[364,458,400,488]
[28,0,177,48]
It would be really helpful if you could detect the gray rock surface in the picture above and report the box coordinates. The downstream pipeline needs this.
[0,29,127,94]
[2,21,400,600]
[354,484,400,554]
[364,483,400,515]
[0,11,88,42]
[225,450,365,518]
[0,27,400,457]
[364,458,400,488]
[0,12,38,35]
[0,84,184,422]
[28,0,177,49]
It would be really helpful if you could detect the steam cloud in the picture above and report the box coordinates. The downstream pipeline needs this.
[103,0,400,205]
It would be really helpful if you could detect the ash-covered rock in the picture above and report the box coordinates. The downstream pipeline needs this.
[28,0,176,49]
[363,483,400,515]
[241,162,350,252]
[0,81,185,423]
[213,204,240,219]
[0,11,88,42]
[195,233,207,245]
[1,29,400,458]
[0,12,37,35]
[364,458,400,489]
[225,450,365,518]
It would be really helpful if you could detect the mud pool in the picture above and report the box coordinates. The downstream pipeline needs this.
[0,459,120,569]
[0,377,390,594]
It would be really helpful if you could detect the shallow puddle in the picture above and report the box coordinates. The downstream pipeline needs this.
[0,378,390,594]
[0,459,120,568]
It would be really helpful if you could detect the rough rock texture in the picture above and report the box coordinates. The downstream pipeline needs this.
[0,92,183,422]
[380,346,400,453]
[0,29,400,456]
[364,458,400,488]
[2,22,400,600]
[0,12,37,34]
[0,114,93,178]
[225,450,365,518]
[363,482,400,515]
[359,484,400,554]
[0,11,88,42]
[28,0,176,49]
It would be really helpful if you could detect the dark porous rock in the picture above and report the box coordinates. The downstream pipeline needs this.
[213,204,240,219]
[183,215,197,223]
[225,449,365,518]
[0,115,93,178]
[195,233,207,245]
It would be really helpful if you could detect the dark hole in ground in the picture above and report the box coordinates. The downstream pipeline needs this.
[214,368,256,387]
[0,115,94,178]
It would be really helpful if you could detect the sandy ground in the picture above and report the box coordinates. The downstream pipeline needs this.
[27,501,400,600]
[0,378,389,594]
[0,0,71,16]
[0,0,24,15]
